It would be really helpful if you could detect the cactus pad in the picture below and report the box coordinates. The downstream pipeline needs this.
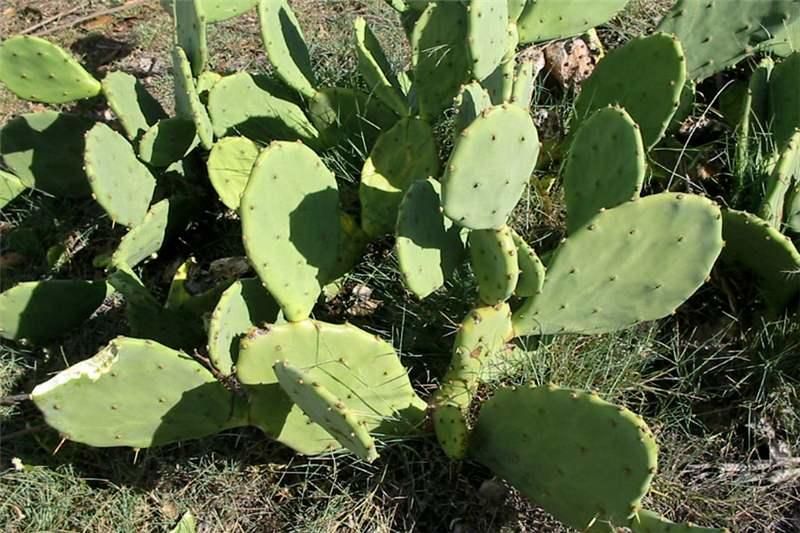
[327,213,370,284]
[631,510,729,533]
[203,0,258,22]
[208,279,280,376]
[442,105,539,229]
[236,320,427,455]
[517,0,629,44]
[469,226,519,305]
[111,199,170,268]
[759,131,800,228]
[258,0,317,98]
[85,123,156,228]
[31,337,246,448]
[0,111,92,197]
[354,17,408,117]
[241,141,340,321]
[396,179,466,299]
[573,34,686,149]
[454,81,492,137]
[138,118,199,167]
[0,280,110,344]
[308,87,398,149]
[0,36,101,103]
[101,71,166,141]
[207,136,260,211]
[467,0,509,80]
[510,57,538,109]
[511,229,546,297]
[514,193,724,336]
[174,0,208,76]
[360,117,439,237]
[786,182,800,233]
[767,52,800,151]
[274,360,379,462]
[433,404,470,460]
[173,47,214,150]
[564,106,646,233]
[0,170,26,208]
[471,386,658,530]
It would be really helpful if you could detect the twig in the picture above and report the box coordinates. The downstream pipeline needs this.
[19,6,82,35]
[33,0,149,37]
[0,394,31,406]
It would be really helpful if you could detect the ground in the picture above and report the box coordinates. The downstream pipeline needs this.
[1,1,799,532]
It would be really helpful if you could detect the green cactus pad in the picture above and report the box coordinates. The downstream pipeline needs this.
[203,0,258,22]
[326,212,370,284]
[274,360,379,462]
[433,404,470,460]
[442,105,539,229]
[174,0,208,77]
[0,280,111,344]
[138,118,199,168]
[510,58,537,109]
[454,81,492,137]
[471,386,658,530]
[511,229,545,297]
[573,34,686,150]
[196,70,221,99]
[85,123,156,228]
[507,0,527,23]
[360,117,439,237]
[396,179,466,299]
[517,0,629,44]
[236,320,427,455]
[481,42,516,105]
[721,209,800,312]
[467,0,509,80]
[207,72,318,144]
[241,141,340,321]
[0,169,27,208]
[786,182,800,234]
[656,0,800,81]
[354,17,408,117]
[514,193,724,336]
[208,279,280,376]
[767,52,800,151]
[31,337,246,448]
[257,0,317,98]
[759,131,800,228]
[0,35,101,103]
[411,2,471,118]
[0,111,92,197]
[630,510,729,533]
[111,199,170,268]
[469,226,519,305]
[173,47,214,150]
[207,136,260,211]
[101,71,166,141]
[564,106,646,233]
[308,87,398,149]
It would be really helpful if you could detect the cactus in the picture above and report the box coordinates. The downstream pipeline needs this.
[354,17,408,117]
[257,0,317,98]
[0,280,111,344]
[360,117,439,237]
[308,87,398,149]
[767,52,800,152]
[442,105,539,229]
[433,404,470,460]
[469,226,519,305]
[454,81,492,137]
[564,106,646,233]
[573,34,686,150]
[759,130,800,228]
[207,136,260,211]
[786,182,800,233]
[327,213,370,283]
[479,26,517,105]
[510,57,538,109]
[630,510,729,533]
[274,360,380,462]
[196,70,221,100]
[240,141,340,321]
[174,0,208,77]
[0,169,26,208]
[0,35,101,103]
[31,337,247,448]
[101,71,166,141]
[467,0,509,81]
[169,511,197,533]
[514,193,724,336]
[208,279,280,376]
[517,0,630,44]
[203,0,258,22]
[138,118,199,167]
[85,123,156,228]
[511,229,546,297]
[111,199,171,268]
[0,111,93,197]
[173,47,214,150]
[236,320,427,455]
[470,386,658,531]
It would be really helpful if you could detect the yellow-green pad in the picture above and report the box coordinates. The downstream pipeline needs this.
[511,58,537,109]
[354,17,408,117]
[454,81,492,137]
[241,141,340,321]
[468,0,509,80]
[433,404,469,460]
[196,70,221,100]
[469,226,519,305]
[0,36,101,103]
[85,123,156,228]
[768,52,800,154]
[274,360,379,462]
[111,199,170,268]
[236,320,427,455]
[564,106,646,233]
[138,118,199,168]
[308,87,398,149]
[208,279,280,376]
[169,511,197,533]
[173,47,214,150]
[0,280,110,344]
[0,169,27,208]
[513,193,724,336]
[257,0,317,98]
[396,179,466,299]
[517,0,629,44]
[0,111,93,197]
[786,182,800,233]
[471,386,658,530]
[31,337,246,448]
[203,0,258,22]
[759,130,800,228]
[573,34,686,150]
[631,510,729,533]
[208,136,260,211]
[360,117,439,237]
[101,71,166,141]
[511,229,545,297]
[174,0,208,77]
[442,105,539,229]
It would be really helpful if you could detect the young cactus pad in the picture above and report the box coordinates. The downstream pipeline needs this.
[469,226,519,305]
[203,0,258,22]
[442,105,540,229]
[354,17,408,117]
[630,510,729,533]
[759,130,800,228]
[174,0,208,76]
[453,81,493,137]
[0,170,26,208]
[433,404,470,460]
[138,118,199,168]
[563,106,646,233]
[236,320,427,455]
[273,360,379,462]
[111,199,171,269]
[510,57,539,110]
[173,47,214,150]
[31,337,247,448]
[470,386,658,531]
[101,71,166,141]
[360,117,439,237]
[573,34,686,150]
[0,36,101,103]
[240,141,340,321]
[467,0,509,81]
[513,193,724,336]
[511,229,546,297]
[767,52,800,151]
[0,280,111,344]
[207,136,260,211]
[395,179,466,299]
[517,0,630,44]
[258,0,317,98]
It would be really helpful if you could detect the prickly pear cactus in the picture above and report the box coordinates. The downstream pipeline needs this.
[258,0,317,98]
[469,226,519,305]
[510,57,539,109]
[467,0,509,80]
[630,510,729,533]
[101,71,166,141]
[174,0,208,77]
[207,136,260,211]
[767,52,800,151]
[0,170,26,208]
[308,87,398,149]
[173,46,214,149]
[433,404,470,460]
[517,0,630,44]
[454,82,493,137]
[112,199,171,268]
[511,229,546,297]
[138,118,199,167]
[203,0,258,22]
[759,130,800,228]
[354,17,408,117]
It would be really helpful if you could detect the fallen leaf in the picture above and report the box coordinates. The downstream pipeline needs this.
[82,14,114,30]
